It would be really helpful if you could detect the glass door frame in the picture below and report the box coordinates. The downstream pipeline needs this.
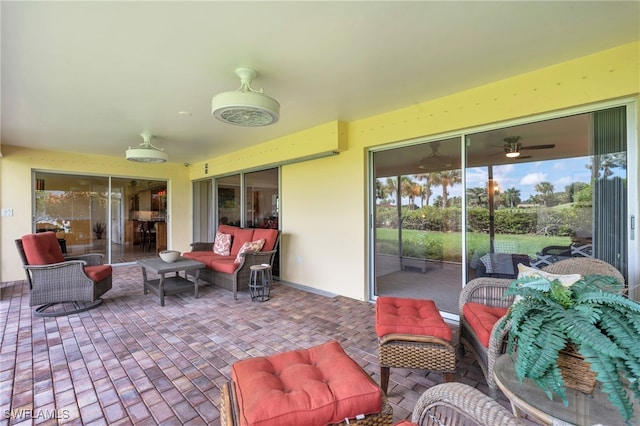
[368,98,638,309]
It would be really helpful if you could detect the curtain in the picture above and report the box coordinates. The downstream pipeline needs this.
[592,106,627,280]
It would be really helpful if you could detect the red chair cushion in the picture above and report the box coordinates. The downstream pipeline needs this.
[463,302,509,348]
[230,229,255,256]
[231,341,382,426]
[21,232,66,265]
[252,229,278,251]
[394,421,418,426]
[84,265,112,282]
[375,296,451,341]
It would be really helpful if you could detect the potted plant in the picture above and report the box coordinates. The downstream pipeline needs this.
[496,270,640,422]
[93,222,106,239]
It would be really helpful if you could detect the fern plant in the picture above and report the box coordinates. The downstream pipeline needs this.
[496,273,640,423]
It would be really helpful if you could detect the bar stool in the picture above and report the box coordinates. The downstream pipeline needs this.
[248,265,270,302]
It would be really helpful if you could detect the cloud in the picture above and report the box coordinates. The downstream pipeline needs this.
[554,176,573,188]
[520,172,547,185]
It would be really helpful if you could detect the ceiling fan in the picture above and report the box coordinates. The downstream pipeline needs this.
[417,142,453,170]
[502,136,555,159]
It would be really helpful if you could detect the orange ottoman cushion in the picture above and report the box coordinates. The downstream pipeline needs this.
[231,340,382,426]
[375,297,451,341]
[463,302,509,348]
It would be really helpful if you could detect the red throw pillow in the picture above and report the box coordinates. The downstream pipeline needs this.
[213,232,232,256]
[234,239,265,264]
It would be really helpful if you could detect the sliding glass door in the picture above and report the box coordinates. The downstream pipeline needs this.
[370,103,636,314]
[373,138,463,314]
[33,172,168,264]
[192,167,280,274]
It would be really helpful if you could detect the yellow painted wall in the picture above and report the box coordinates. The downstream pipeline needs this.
[1,42,639,299]
[279,42,639,300]
[0,146,192,281]
[189,121,348,179]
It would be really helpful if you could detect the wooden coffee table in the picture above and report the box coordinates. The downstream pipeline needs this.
[138,257,205,306]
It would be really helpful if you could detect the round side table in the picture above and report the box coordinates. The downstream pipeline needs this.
[249,265,271,302]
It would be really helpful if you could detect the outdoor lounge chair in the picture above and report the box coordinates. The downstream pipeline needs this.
[458,257,625,398]
[15,231,112,316]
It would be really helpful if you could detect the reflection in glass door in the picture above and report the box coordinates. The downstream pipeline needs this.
[371,103,636,314]
[373,138,463,315]
[465,107,629,283]
[33,172,168,264]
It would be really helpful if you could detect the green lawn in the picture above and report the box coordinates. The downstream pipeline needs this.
[376,228,571,262]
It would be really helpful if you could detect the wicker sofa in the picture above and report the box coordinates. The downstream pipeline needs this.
[184,224,280,299]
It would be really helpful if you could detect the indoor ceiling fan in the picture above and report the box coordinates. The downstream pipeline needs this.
[502,136,555,159]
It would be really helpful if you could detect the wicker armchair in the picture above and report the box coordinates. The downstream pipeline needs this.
[458,257,625,398]
[458,276,514,397]
[406,382,521,426]
[15,232,112,317]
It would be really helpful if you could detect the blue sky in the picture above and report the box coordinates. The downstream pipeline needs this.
[464,157,594,201]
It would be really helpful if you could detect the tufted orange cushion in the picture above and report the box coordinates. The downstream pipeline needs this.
[375,297,451,341]
[231,341,382,426]
[21,232,66,265]
[463,302,509,348]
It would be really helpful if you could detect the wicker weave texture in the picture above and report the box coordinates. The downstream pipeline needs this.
[411,382,521,426]
[557,348,597,394]
[378,340,455,372]
[542,257,625,285]
[27,261,112,306]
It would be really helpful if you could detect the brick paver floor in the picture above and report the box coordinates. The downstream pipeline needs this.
[1,265,518,425]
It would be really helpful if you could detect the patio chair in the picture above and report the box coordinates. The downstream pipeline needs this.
[458,257,625,398]
[396,382,521,425]
[15,231,112,317]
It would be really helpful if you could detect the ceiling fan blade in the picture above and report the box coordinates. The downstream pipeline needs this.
[521,144,555,150]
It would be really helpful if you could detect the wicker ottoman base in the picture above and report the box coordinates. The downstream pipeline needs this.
[376,297,456,394]
[378,334,456,393]
[220,381,393,426]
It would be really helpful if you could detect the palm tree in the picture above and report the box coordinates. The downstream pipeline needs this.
[415,173,435,207]
[438,170,462,208]
[535,181,554,206]
[400,176,415,209]
[503,187,521,208]
[385,177,398,205]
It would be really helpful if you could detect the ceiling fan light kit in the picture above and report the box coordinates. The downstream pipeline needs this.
[504,145,521,158]
[211,67,280,127]
[126,132,168,163]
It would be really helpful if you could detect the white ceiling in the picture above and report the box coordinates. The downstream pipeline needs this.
[2,1,639,164]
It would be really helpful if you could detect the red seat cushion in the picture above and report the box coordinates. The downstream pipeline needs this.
[375,297,451,341]
[463,302,509,348]
[21,232,66,265]
[231,341,382,426]
[84,265,112,282]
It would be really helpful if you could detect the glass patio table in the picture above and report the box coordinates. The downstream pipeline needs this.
[494,354,624,426]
